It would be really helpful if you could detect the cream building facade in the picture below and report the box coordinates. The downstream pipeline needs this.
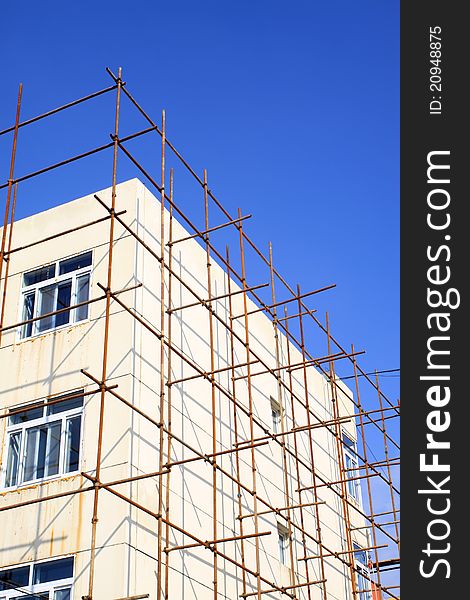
[0,179,369,600]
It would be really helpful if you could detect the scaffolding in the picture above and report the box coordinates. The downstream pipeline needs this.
[0,68,400,600]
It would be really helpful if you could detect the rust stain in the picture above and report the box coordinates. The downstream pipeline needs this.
[1,473,80,500]
[49,528,54,556]
[76,483,83,550]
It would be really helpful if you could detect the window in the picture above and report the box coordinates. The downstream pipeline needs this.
[2,391,84,489]
[277,523,290,566]
[0,557,73,600]
[343,433,359,501]
[20,251,92,339]
[270,398,282,434]
[354,544,372,600]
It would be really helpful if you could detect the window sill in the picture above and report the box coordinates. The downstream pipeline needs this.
[347,494,363,508]
[15,318,90,345]
[2,470,81,493]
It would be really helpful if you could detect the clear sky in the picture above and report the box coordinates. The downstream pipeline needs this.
[1,2,399,588]
[0,1,399,402]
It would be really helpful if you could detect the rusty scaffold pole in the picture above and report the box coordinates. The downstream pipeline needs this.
[237,208,262,600]
[282,306,321,600]
[203,168,221,600]
[374,369,400,555]
[0,83,22,347]
[0,183,18,343]
[86,66,123,600]
[268,243,298,595]
[225,245,249,598]
[157,109,167,600]
[350,344,383,596]
[325,311,358,599]
[295,287,329,600]
[163,169,174,600]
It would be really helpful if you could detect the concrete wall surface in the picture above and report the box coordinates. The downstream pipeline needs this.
[0,179,367,600]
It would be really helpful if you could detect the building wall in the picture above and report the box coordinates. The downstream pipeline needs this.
[0,179,367,600]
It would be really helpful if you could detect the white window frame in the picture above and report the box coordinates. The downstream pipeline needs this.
[353,544,372,600]
[2,392,84,490]
[18,251,93,341]
[277,523,290,566]
[0,556,74,600]
[343,432,361,502]
[270,397,282,434]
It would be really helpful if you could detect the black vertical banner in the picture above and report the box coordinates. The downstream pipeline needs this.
[401,3,466,598]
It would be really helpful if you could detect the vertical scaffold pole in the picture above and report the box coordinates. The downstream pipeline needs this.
[0,184,18,345]
[296,287,328,600]
[268,242,297,595]
[157,109,167,600]
[204,169,219,600]
[226,246,248,598]
[283,306,315,600]
[326,311,358,599]
[164,169,174,600]
[351,345,382,594]
[0,84,22,347]
[374,368,400,553]
[237,208,262,600]
[87,66,123,600]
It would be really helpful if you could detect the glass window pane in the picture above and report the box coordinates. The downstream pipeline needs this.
[0,565,30,591]
[75,273,90,322]
[46,422,62,477]
[12,595,48,600]
[278,533,284,564]
[9,404,43,425]
[349,479,357,498]
[272,409,280,434]
[346,455,356,498]
[357,551,367,565]
[47,393,84,415]
[23,264,55,286]
[21,291,36,338]
[59,251,92,275]
[36,285,56,333]
[24,428,39,481]
[24,426,50,482]
[277,526,289,565]
[356,568,371,600]
[54,588,71,600]
[55,282,72,327]
[24,423,63,480]
[33,557,73,584]
[65,416,81,472]
[36,427,48,479]
[343,433,358,499]
[354,544,368,565]
[5,432,21,487]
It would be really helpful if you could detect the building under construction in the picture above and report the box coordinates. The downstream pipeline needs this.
[0,69,400,600]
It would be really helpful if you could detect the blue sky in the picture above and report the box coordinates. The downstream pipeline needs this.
[0,1,399,402]
[1,2,399,585]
